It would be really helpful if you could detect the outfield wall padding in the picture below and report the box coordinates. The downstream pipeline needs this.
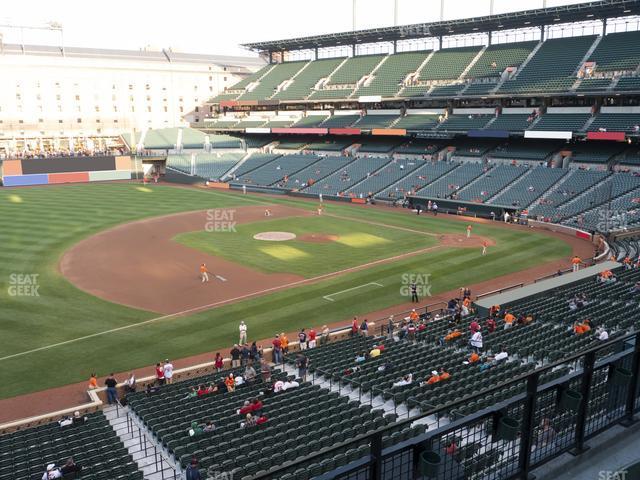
[48,172,91,184]
[88,170,132,182]
[3,174,49,186]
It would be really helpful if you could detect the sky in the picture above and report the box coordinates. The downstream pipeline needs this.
[0,0,591,57]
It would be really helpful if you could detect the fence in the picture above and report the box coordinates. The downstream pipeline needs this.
[255,329,640,480]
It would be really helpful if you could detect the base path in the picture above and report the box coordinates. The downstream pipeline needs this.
[59,205,310,314]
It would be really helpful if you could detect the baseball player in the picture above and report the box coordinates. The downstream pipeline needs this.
[200,263,209,283]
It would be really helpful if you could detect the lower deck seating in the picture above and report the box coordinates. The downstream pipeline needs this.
[417,162,486,199]
[0,412,139,480]
[303,156,390,196]
[375,161,458,200]
[237,154,321,186]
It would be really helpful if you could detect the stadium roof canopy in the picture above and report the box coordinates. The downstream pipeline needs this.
[242,0,640,53]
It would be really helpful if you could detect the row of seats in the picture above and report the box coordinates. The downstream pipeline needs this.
[0,412,140,480]
[205,111,640,133]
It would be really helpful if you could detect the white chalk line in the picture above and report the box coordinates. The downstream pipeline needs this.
[323,282,384,302]
[0,244,443,362]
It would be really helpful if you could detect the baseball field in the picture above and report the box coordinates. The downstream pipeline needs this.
[0,182,579,401]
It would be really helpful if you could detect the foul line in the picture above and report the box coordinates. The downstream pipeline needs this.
[0,244,443,363]
[323,282,384,302]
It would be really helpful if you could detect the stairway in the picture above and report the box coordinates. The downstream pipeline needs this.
[104,405,180,480]
[459,45,488,80]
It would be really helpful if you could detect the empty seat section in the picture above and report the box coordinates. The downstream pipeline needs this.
[280,156,355,190]
[588,31,640,72]
[486,114,534,131]
[530,114,591,131]
[417,163,485,198]
[466,41,538,78]
[237,61,308,101]
[490,166,567,208]
[356,51,430,97]
[437,114,493,131]
[347,158,424,196]
[375,161,457,199]
[309,54,386,100]
[589,113,640,132]
[303,156,389,195]
[499,35,597,93]
[274,57,346,100]
[457,164,528,202]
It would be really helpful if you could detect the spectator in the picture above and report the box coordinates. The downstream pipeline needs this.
[251,398,263,415]
[88,373,98,390]
[124,372,136,393]
[188,421,203,438]
[239,321,247,344]
[470,330,483,353]
[280,333,289,354]
[251,341,261,362]
[238,400,252,415]
[203,421,215,433]
[486,318,496,333]
[241,344,251,366]
[468,351,480,364]
[629,281,640,294]
[571,255,582,272]
[297,329,307,350]
[469,319,480,333]
[274,379,300,392]
[424,370,440,385]
[320,325,330,345]
[260,359,271,383]
[387,316,395,339]
[242,413,257,428]
[355,352,367,362]
[597,326,609,341]
[41,464,62,480]
[146,383,160,396]
[60,458,82,476]
[308,327,317,348]
[155,363,165,384]
[230,345,241,368]
[296,354,309,381]
[197,384,209,397]
[360,318,369,336]
[573,320,591,336]
[184,386,198,399]
[214,353,224,372]
[272,335,283,363]
[244,364,257,383]
[163,360,174,385]
[185,458,202,480]
[504,311,516,329]
[438,368,451,381]
[493,346,508,362]
[369,345,382,358]
[224,374,236,392]
[392,373,413,388]
[351,317,359,336]
[105,373,118,405]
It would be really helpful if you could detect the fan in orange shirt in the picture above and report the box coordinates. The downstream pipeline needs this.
[88,373,98,389]
[571,256,582,272]
[409,309,419,322]
[468,352,480,363]
[444,330,462,342]
[504,311,516,329]
[424,370,440,385]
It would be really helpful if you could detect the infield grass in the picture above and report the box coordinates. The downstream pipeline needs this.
[0,183,572,400]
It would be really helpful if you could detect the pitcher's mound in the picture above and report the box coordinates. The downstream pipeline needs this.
[299,233,339,243]
[253,231,297,241]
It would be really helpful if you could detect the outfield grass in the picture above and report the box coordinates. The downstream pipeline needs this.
[176,215,438,277]
[0,183,572,400]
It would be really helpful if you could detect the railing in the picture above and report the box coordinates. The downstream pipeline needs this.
[476,283,525,299]
[253,329,640,480]
[377,301,448,337]
[119,410,179,480]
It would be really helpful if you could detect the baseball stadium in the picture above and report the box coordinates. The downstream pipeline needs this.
[1,1,640,479]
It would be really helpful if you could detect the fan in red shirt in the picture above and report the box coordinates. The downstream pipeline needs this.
[469,320,481,333]
[308,328,317,348]
[351,317,359,336]
[155,363,165,384]
[486,318,496,333]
